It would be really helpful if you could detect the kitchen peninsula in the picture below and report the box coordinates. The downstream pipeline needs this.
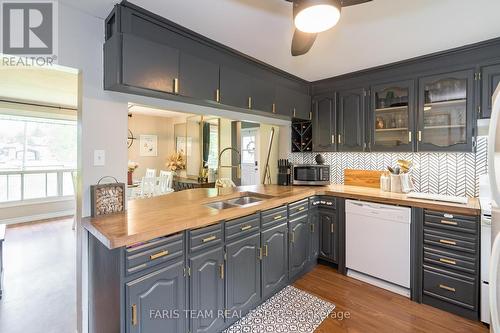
[84,184,480,333]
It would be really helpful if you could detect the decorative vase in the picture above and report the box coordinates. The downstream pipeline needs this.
[127,171,133,185]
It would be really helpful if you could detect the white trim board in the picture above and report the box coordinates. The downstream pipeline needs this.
[0,210,75,225]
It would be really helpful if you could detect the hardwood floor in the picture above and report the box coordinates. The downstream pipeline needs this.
[0,219,76,333]
[294,264,488,333]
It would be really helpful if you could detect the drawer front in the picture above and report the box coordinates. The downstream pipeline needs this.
[288,199,309,217]
[423,228,477,254]
[310,196,336,209]
[125,233,184,275]
[425,210,477,222]
[189,223,223,253]
[423,246,476,275]
[225,213,260,242]
[261,206,287,229]
[423,269,476,309]
[424,214,477,234]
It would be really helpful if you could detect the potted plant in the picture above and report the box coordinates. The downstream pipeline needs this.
[127,161,139,185]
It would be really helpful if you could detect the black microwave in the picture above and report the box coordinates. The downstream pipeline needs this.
[292,165,330,185]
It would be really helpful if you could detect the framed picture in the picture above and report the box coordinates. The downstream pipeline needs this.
[176,136,192,156]
[140,135,158,156]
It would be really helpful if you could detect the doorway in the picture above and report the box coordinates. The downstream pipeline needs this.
[241,128,259,186]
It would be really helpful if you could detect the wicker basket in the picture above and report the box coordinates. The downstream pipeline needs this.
[90,176,125,217]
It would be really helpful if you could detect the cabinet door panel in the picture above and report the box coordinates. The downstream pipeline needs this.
[126,261,186,333]
[319,212,333,260]
[262,223,288,299]
[251,78,275,113]
[226,233,261,318]
[276,86,311,119]
[370,80,415,152]
[179,52,219,102]
[289,214,310,280]
[220,66,252,109]
[189,247,225,333]
[481,63,500,119]
[122,34,179,93]
[313,94,336,152]
[417,69,474,152]
[310,209,320,261]
[338,88,366,152]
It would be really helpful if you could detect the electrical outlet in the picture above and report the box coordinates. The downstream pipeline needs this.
[94,150,105,166]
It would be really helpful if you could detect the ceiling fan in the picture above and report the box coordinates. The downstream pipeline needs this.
[285,0,373,56]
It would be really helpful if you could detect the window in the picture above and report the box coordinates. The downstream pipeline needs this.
[0,114,76,203]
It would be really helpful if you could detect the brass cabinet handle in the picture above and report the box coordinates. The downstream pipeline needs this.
[219,263,224,279]
[258,247,263,260]
[440,220,458,226]
[241,225,252,231]
[150,250,169,260]
[408,131,412,142]
[338,134,342,144]
[264,245,269,257]
[310,223,315,233]
[173,78,179,94]
[273,215,282,220]
[309,112,312,120]
[293,108,296,117]
[248,97,252,109]
[439,284,456,292]
[418,130,422,142]
[291,231,295,243]
[216,89,220,103]
[439,258,457,265]
[272,103,276,113]
[439,239,457,246]
[330,223,334,234]
[298,206,305,211]
[331,135,335,144]
[131,304,138,326]
[202,235,217,243]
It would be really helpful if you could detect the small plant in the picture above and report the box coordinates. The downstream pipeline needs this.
[166,151,186,171]
[128,161,139,172]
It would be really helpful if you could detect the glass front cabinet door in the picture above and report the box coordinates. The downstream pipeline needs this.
[370,80,415,152]
[417,69,475,152]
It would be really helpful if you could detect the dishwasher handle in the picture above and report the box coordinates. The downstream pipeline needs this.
[346,200,408,213]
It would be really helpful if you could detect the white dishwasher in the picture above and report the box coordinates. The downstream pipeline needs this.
[345,200,411,297]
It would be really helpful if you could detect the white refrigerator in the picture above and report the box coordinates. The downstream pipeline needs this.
[488,83,500,332]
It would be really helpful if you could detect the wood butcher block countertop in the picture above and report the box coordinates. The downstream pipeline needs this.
[83,184,480,249]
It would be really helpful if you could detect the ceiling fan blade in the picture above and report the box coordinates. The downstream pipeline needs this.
[291,29,317,56]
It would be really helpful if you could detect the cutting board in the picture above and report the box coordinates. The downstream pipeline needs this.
[344,169,383,189]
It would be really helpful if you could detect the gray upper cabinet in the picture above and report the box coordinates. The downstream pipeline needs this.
[312,93,336,152]
[261,222,288,299]
[225,232,261,320]
[251,77,275,113]
[276,86,311,120]
[338,88,367,152]
[289,214,310,280]
[125,260,186,333]
[122,33,179,94]
[370,80,415,152]
[189,246,225,333]
[179,52,220,102]
[417,69,475,152]
[480,63,500,119]
[220,66,253,110]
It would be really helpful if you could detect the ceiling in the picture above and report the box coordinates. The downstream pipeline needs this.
[60,0,500,81]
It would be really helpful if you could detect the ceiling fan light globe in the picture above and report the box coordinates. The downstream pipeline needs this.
[294,3,341,33]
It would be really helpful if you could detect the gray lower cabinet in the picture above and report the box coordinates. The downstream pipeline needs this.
[225,232,261,322]
[261,222,288,299]
[189,246,225,333]
[309,207,319,262]
[318,209,338,263]
[125,260,186,333]
[288,214,310,280]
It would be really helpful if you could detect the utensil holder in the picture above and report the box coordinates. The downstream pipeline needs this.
[390,174,403,193]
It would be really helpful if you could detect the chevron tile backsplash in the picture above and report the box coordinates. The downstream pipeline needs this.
[288,136,488,197]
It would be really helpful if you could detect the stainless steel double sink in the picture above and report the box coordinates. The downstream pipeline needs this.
[204,192,273,210]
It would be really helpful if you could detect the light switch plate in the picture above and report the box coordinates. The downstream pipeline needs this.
[94,150,105,166]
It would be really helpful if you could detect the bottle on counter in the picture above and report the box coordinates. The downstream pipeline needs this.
[380,172,391,192]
